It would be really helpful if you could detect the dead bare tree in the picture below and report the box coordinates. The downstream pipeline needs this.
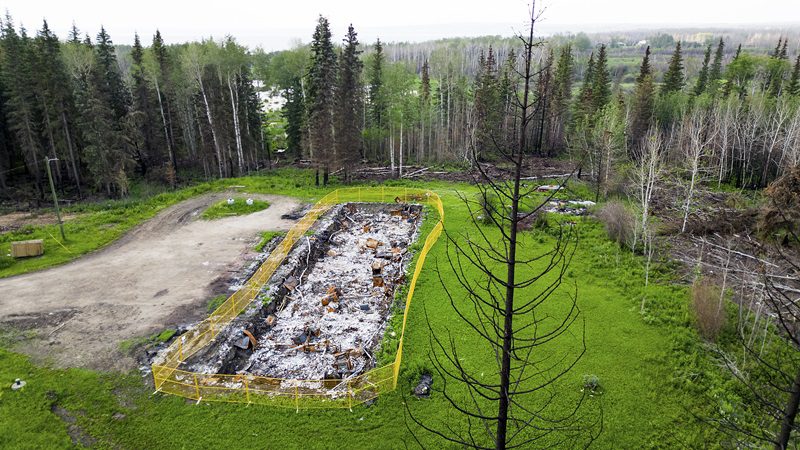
[629,127,666,312]
[405,3,601,449]
[679,107,717,233]
[706,178,800,448]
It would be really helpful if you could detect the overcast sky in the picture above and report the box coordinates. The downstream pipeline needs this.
[4,0,800,51]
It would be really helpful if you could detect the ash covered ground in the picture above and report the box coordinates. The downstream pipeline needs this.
[181,202,422,387]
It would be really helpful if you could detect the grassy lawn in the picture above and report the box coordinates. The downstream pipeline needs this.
[0,171,746,448]
[200,197,270,220]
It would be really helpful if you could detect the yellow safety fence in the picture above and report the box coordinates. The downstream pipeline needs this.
[152,187,444,409]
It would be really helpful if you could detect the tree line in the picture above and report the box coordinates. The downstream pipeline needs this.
[0,13,265,200]
[4,11,800,199]
[273,20,800,192]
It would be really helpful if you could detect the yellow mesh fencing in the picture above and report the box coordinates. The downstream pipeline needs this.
[152,187,444,409]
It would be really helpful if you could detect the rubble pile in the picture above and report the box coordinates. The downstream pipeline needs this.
[181,202,422,388]
[544,199,596,215]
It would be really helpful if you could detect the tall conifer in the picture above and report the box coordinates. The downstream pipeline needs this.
[661,41,685,94]
[307,15,337,185]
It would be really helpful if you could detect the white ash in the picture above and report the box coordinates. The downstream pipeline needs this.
[179,203,422,389]
[247,203,421,383]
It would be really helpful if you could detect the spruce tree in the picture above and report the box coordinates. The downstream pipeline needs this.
[772,38,783,58]
[661,41,685,95]
[636,45,651,83]
[474,47,501,159]
[75,27,132,195]
[68,23,81,45]
[1,15,44,195]
[368,38,386,131]
[420,59,431,103]
[151,29,177,176]
[574,51,595,120]
[129,33,160,175]
[694,44,712,96]
[94,27,130,121]
[33,20,81,193]
[282,77,305,158]
[591,44,611,113]
[707,38,725,95]
[629,46,656,151]
[548,44,573,152]
[307,15,337,185]
[334,24,364,178]
[788,54,800,96]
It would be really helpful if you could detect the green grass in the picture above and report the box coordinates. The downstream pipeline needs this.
[0,168,321,279]
[0,171,764,448]
[118,329,176,355]
[200,197,270,220]
[206,294,228,314]
[254,231,286,252]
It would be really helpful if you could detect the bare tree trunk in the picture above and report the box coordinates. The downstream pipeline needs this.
[228,75,245,176]
[60,110,81,197]
[399,115,404,178]
[154,77,177,182]
[777,358,800,449]
[389,125,395,176]
[198,77,224,178]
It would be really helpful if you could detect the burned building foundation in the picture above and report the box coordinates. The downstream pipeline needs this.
[181,202,422,389]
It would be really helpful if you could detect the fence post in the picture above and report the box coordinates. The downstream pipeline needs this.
[245,377,251,404]
[348,384,353,411]
[179,336,184,362]
[295,386,299,413]
[193,374,200,400]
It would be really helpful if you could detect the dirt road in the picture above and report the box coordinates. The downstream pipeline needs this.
[0,192,302,371]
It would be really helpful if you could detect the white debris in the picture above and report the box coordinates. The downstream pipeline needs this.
[11,378,25,390]
[180,203,423,388]
[536,185,563,192]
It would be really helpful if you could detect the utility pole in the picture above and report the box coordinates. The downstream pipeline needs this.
[45,158,66,241]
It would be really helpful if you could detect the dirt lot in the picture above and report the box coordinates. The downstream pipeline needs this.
[0,192,302,371]
[0,211,80,233]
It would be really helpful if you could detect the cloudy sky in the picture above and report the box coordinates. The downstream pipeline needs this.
[4,0,800,50]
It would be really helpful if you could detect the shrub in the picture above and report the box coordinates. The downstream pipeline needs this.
[691,278,726,342]
[477,191,499,225]
[596,201,634,249]
[582,374,603,395]
[0,255,14,270]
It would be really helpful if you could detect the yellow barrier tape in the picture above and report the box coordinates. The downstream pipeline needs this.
[152,187,444,408]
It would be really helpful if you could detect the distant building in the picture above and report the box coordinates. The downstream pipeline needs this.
[258,89,286,112]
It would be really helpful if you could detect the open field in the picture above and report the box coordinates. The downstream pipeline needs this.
[0,171,744,448]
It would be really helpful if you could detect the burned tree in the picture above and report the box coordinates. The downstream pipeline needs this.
[406,3,600,449]
[705,170,800,449]
[710,232,800,449]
